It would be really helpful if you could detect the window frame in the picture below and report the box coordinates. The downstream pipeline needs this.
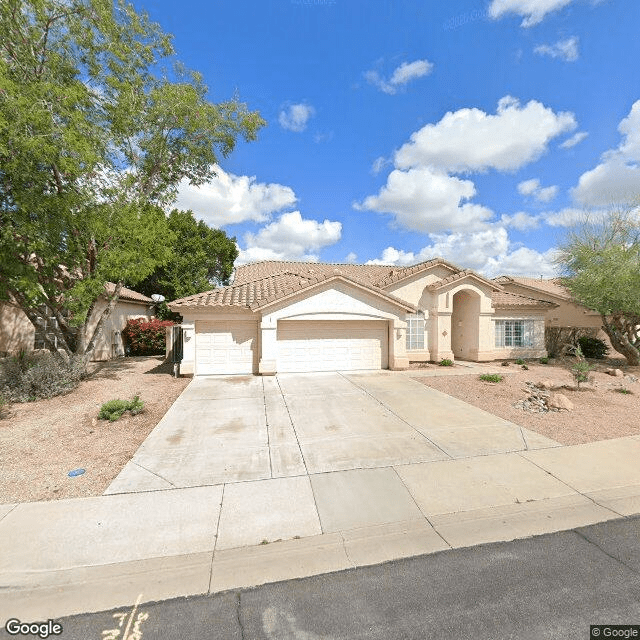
[495,319,534,348]
[406,311,425,351]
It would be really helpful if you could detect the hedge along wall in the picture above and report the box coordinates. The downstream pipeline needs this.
[122,318,174,356]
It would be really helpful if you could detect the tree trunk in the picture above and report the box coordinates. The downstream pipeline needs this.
[602,314,640,365]
[78,281,124,362]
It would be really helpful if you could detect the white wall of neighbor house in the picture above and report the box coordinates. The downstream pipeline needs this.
[0,298,152,360]
[490,310,547,359]
[88,298,153,361]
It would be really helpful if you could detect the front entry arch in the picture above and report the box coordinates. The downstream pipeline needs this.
[451,289,481,360]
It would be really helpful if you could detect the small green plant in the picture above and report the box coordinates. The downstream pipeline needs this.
[515,358,526,365]
[521,364,529,370]
[439,358,454,367]
[98,395,144,422]
[615,387,633,395]
[569,345,592,389]
[480,374,503,383]
[501,360,510,366]
[577,336,609,360]
[539,357,549,364]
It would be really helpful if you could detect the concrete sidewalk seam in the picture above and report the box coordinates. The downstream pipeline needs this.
[131,462,176,488]
[391,466,453,550]
[514,451,627,518]
[338,371,453,460]
[262,378,274,479]
[275,375,310,476]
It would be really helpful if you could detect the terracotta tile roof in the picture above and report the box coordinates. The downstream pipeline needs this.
[427,269,501,290]
[233,261,394,287]
[372,258,461,287]
[105,282,153,304]
[494,276,571,300]
[491,290,557,309]
[170,271,416,312]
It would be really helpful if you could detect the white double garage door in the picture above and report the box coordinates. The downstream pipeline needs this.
[195,319,389,375]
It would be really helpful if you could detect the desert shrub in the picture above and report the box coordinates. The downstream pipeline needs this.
[98,395,144,421]
[0,351,86,402]
[480,373,503,383]
[515,358,526,365]
[577,336,609,359]
[569,344,593,389]
[521,364,529,370]
[615,387,633,395]
[122,318,174,356]
[439,358,454,367]
[539,357,549,364]
[0,393,8,419]
[501,360,510,366]
[545,327,597,358]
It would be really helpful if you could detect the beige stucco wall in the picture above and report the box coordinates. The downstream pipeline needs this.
[0,302,35,355]
[490,310,548,359]
[0,298,152,360]
[88,298,153,361]
[500,283,602,329]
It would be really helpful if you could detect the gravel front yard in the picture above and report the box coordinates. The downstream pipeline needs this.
[0,356,189,504]
[415,359,640,446]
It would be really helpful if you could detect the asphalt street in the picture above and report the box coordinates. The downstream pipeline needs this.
[4,516,640,640]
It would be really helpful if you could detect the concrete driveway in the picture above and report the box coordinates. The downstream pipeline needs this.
[106,371,557,493]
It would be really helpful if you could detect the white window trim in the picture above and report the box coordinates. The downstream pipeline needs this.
[406,311,425,351]
[495,319,534,348]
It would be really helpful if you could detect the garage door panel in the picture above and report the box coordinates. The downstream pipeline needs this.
[277,320,388,373]
[196,320,257,375]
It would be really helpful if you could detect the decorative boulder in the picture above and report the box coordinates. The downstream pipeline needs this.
[548,392,574,411]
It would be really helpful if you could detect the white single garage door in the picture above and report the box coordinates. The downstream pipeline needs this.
[277,320,388,373]
[195,320,257,375]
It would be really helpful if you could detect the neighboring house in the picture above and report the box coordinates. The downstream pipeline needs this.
[0,283,154,361]
[493,275,617,356]
[170,258,556,376]
[493,276,603,330]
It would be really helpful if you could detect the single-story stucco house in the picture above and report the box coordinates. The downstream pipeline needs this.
[170,258,557,376]
[493,275,618,355]
[0,283,154,360]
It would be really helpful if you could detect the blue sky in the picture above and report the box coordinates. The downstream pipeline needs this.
[137,0,640,277]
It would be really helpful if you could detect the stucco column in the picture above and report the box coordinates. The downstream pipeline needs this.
[180,320,195,376]
[388,319,409,370]
[474,311,496,361]
[431,311,454,362]
[258,316,277,375]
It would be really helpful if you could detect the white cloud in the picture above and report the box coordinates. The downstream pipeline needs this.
[365,59,434,95]
[356,166,494,233]
[500,211,541,230]
[174,166,297,226]
[345,252,358,263]
[238,211,342,264]
[489,0,577,27]
[560,131,588,149]
[534,36,580,62]
[517,178,559,202]
[572,100,640,206]
[542,206,590,227]
[365,229,558,277]
[394,96,576,173]
[279,103,315,132]
[371,156,390,175]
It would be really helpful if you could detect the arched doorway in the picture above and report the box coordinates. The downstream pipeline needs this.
[451,289,481,360]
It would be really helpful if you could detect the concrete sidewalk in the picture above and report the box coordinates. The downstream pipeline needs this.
[2,371,640,621]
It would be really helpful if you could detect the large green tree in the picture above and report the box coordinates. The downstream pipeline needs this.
[0,0,264,360]
[555,209,640,365]
[136,209,239,302]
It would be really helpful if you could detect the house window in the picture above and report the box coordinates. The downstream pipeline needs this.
[495,320,534,348]
[406,312,425,350]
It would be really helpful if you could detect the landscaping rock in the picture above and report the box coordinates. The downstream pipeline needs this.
[605,368,624,377]
[548,392,574,411]
[535,379,563,390]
